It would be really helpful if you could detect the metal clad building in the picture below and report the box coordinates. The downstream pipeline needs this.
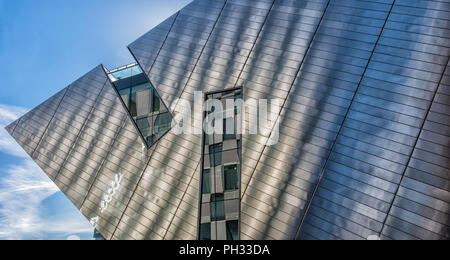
[6,0,450,240]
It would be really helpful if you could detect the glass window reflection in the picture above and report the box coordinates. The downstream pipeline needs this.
[211,194,225,221]
[226,220,238,240]
[199,88,242,241]
[200,223,211,240]
[209,144,223,167]
[108,64,173,148]
[202,169,211,194]
[224,165,239,191]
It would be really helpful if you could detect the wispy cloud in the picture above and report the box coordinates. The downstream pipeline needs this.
[0,160,59,239]
[0,104,29,158]
[0,104,93,240]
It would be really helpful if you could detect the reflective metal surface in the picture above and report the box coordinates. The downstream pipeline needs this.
[7,0,450,240]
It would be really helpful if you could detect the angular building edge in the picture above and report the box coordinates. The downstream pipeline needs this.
[5,120,18,136]
[5,64,121,240]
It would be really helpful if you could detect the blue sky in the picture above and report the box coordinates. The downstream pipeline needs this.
[0,0,191,240]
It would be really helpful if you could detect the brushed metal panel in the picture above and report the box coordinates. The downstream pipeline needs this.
[128,13,178,74]
[4,119,18,135]
[56,85,123,209]
[33,67,106,182]
[239,0,333,240]
[289,0,398,240]
[143,0,227,110]
[380,61,450,240]
[11,88,67,158]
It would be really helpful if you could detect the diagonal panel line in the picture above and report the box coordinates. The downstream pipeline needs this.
[294,0,398,239]
[9,117,22,136]
[109,136,159,239]
[187,0,277,241]
[170,0,228,114]
[145,11,181,76]
[163,158,202,240]
[378,54,450,239]
[111,0,229,240]
[162,1,248,240]
[30,87,70,159]
[112,0,234,237]
[128,12,180,147]
[53,76,109,182]
[80,117,130,240]
[78,105,129,211]
[232,0,277,89]
[240,0,332,223]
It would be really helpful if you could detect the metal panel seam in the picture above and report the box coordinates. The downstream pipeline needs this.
[145,11,181,76]
[171,0,228,112]
[238,0,332,237]
[9,118,21,136]
[163,158,202,240]
[109,139,159,239]
[30,86,70,159]
[232,0,276,88]
[75,77,125,208]
[161,1,231,240]
[378,53,450,238]
[79,113,129,239]
[52,76,109,182]
[294,0,398,239]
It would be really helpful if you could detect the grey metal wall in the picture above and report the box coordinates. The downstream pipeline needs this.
[7,0,450,240]
[297,1,450,240]
[129,0,450,240]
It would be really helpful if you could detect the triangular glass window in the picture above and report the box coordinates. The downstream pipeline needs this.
[106,63,172,147]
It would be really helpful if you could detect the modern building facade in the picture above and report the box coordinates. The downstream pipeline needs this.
[6,0,450,240]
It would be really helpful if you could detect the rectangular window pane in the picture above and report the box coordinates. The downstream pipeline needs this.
[224,118,235,140]
[211,194,225,221]
[154,112,172,139]
[130,91,137,117]
[133,83,151,117]
[226,220,239,240]
[152,89,160,113]
[224,165,239,191]
[200,223,211,240]
[234,92,242,115]
[131,84,151,118]
[202,170,211,194]
[209,144,222,167]
[136,117,151,137]
[214,151,222,167]
[119,88,131,109]
[136,89,151,117]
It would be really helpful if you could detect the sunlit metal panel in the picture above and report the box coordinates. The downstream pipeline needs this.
[297,0,450,240]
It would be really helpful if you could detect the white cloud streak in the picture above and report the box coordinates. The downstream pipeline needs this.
[0,104,93,239]
[0,104,29,158]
